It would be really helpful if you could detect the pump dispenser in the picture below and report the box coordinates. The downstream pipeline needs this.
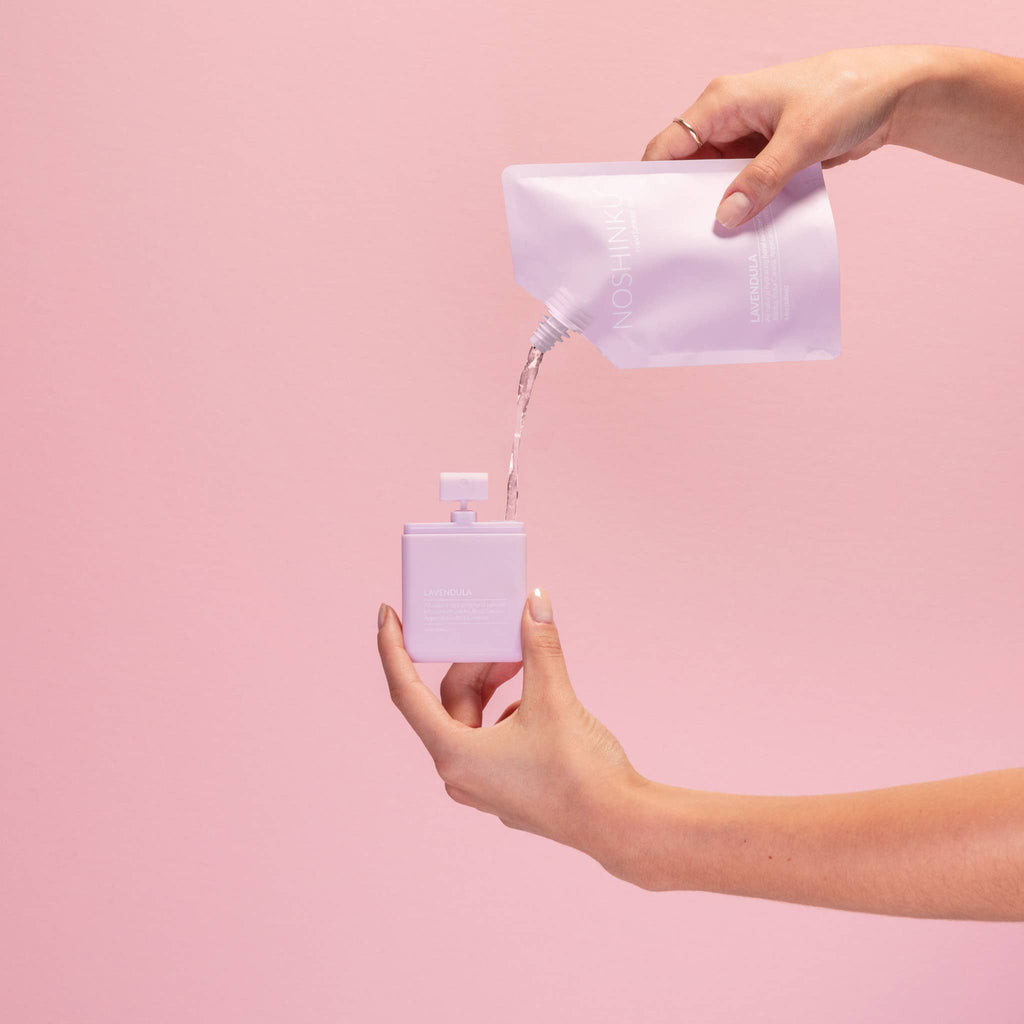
[402,473,526,663]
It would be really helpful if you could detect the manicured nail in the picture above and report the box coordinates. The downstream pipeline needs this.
[528,587,553,624]
[377,603,388,629]
[716,191,751,229]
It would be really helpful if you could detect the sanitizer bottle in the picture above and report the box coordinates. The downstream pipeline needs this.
[402,473,526,663]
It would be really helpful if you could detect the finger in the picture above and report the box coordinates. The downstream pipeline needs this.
[821,154,851,169]
[494,699,522,724]
[821,137,879,171]
[440,661,522,728]
[643,118,705,161]
[520,588,575,709]
[642,76,762,161]
[715,122,821,229]
[377,604,458,754]
[710,132,770,160]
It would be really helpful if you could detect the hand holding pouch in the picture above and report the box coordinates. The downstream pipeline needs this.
[503,160,840,368]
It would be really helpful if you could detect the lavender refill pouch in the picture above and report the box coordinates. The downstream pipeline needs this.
[503,160,840,367]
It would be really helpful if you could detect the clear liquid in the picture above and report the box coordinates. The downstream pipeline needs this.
[505,345,544,521]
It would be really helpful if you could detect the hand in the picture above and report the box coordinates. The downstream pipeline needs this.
[378,591,1024,916]
[643,46,929,228]
[377,588,646,877]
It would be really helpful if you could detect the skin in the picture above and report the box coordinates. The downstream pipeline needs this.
[379,592,1024,920]
[640,46,1024,227]
[380,47,1024,919]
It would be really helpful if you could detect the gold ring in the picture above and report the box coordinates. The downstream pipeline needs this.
[673,117,703,149]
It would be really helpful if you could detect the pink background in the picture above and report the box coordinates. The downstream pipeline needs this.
[2,1,1023,1021]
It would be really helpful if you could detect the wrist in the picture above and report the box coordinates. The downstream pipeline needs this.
[887,45,974,149]
[589,775,706,891]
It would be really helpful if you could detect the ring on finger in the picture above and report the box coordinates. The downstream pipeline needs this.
[673,117,703,149]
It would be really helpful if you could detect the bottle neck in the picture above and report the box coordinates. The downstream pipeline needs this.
[529,311,571,353]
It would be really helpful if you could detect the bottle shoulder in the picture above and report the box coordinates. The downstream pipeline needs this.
[403,522,525,535]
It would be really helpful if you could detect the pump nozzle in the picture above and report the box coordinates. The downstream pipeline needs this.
[440,472,487,523]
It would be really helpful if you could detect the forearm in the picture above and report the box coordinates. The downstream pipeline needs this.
[603,768,1024,919]
[890,46,1024,183]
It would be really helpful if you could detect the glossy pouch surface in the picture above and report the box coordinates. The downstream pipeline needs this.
[503,160,840,368]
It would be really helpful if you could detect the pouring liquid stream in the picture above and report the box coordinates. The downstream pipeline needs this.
[505,345,544,521]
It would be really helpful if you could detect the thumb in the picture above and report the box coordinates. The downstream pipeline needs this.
[520,588,575,709]
[715,124,818,229]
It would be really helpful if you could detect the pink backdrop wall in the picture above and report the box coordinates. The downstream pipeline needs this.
[2,2,1023,1021]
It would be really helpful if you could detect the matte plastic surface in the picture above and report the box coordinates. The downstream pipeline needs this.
[402,528,526,662]
[503,160,840,367]
[439,471,489,504]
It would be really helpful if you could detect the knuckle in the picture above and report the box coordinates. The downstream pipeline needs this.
[704,74,732,97]
[530,627,564,659]
[746,152,784,193]
[833,66,863,91]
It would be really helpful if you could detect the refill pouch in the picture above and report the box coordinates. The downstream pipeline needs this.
[503,160,840,368]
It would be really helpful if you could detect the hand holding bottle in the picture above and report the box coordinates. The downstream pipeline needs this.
[377,589,645,876]
[379,589,1024,919]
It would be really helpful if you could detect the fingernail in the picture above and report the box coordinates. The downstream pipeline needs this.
[528,587,553,624]
[716,191,751,229]
[377,603,388,629]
